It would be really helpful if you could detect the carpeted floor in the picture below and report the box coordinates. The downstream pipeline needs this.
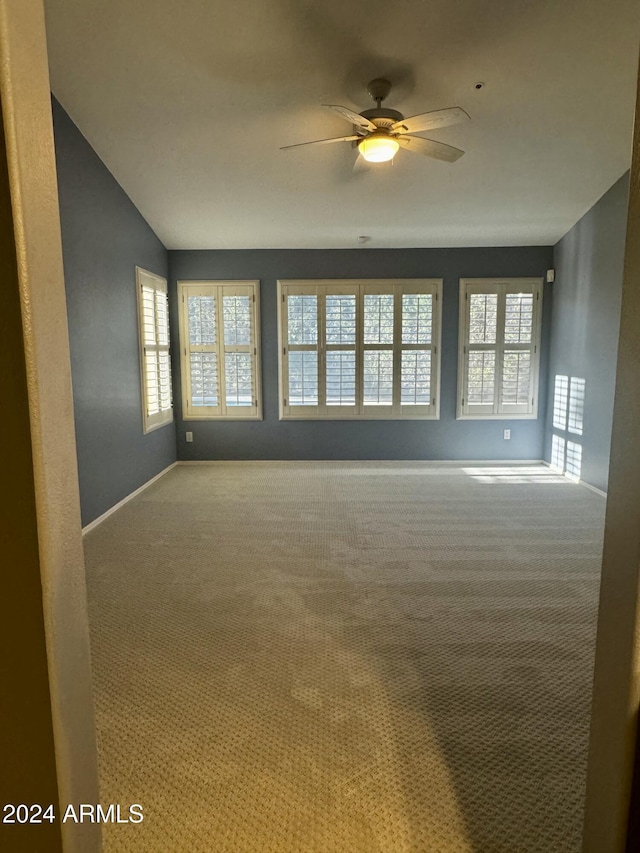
[82,462,605,852]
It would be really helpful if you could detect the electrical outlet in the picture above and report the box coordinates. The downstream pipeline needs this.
[186,431,193,443]
[503,429,511,440]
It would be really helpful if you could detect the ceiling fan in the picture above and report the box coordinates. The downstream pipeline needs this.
[281,78,470,167]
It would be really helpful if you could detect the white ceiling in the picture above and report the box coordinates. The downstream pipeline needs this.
[44,0,639,250]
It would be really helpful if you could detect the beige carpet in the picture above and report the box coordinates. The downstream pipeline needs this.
[83,462,605,852]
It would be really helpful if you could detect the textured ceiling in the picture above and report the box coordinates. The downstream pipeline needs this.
[44,0,639,249]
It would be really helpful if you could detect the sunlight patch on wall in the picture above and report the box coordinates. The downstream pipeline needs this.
[551,435,566,471]
[553,375,568,430]
[568,378,586,435]
[566,441,583,481]
[551,375,585,480]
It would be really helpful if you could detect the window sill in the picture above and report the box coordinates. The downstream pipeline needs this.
[456,413,538,421]
[279,413,440,421]
[143,413,174,434]
[183,414,263,422]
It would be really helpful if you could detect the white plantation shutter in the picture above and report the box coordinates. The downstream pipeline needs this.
[178,281,261,419]
[466,293,497,410]
[400,290,434,408]
[401,350,431,405]
[136,268,173,433]
[286,293,319,407]
[279,280,441,419]
[325,288,357,412]
[501,291,534,411]
[364,292,394,407]
[458,279,543,418]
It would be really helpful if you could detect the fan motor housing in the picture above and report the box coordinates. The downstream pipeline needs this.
[360,107,404,124]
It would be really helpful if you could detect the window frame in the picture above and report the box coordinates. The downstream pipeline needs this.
[277,279,442,420]
[177,279,262,421]
[457,277,543,420]
[136,266,173,434]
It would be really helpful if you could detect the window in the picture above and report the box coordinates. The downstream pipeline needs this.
[457,278,543,418]
[178,280,262,420]
[136,267,173,432]
[278,280,441,419]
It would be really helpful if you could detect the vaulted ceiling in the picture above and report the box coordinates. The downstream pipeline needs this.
[44,0,639,249]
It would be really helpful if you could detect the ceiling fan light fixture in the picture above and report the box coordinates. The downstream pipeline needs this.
[358,133,399,163]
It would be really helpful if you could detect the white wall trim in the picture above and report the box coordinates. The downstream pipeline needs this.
[541,460,607,497]
[176,458,546,466]
[577,479,607,498]
[0,1,101,848]
[82,462,177,535]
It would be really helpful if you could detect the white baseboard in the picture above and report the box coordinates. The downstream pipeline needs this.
[82,462,177,535]
[541,460,607,497]
[430,459,544,466]
[577,479,607,498]
[176,458,545,466]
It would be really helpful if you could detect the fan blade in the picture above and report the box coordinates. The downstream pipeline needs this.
[391,107,470,135]
[280,134,360,150]
[322,104,377,132]
[396,135,465,162]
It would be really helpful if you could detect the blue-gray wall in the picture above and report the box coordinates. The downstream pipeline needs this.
[544,173,629,493]
[53,99,176,526]
[169,248,553,461]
